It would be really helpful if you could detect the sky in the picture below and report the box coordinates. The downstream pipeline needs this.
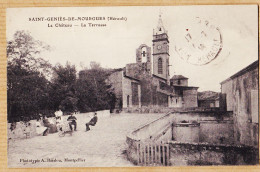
[6,5,258,92]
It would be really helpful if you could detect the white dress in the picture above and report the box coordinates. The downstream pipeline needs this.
[56,116,65,130]
[55,110,63,118]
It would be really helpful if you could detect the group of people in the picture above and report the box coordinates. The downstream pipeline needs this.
[55,110,98,132]
[35,111,98,136]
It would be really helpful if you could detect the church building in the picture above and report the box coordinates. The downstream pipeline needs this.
[107,15,199,110]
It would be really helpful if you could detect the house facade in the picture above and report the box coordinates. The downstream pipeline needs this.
[221,60,258,147]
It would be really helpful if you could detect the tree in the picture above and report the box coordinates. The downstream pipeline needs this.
[7,30,51,76]
[90,61,101,70]
[7,31,52,122]
[76,62,115,112]
[50,62,78,114]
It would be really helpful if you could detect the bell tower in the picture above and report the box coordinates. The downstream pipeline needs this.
[152,14,170,83]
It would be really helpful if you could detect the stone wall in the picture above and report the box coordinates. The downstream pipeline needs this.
[127,111,234,143]
[125,63,149,80]
[8,120,38,140]
[130,113,173,141]
[7,110,110,140]
[107,70,123,108]
[170,113,234,145]
[126,133,258,166]
[7,117,57,140]
[199,121,234,145]
[221,61,258,147]
[198,100,219,108]
[125,111,243,165]
[122,77,133,108]
[157,92,168,107]
[124,106,232,114]
[139,76,154,106]
[183,88,198,108]
[221,81,233,111]
[169,142,258,166]
[169,96,183,108]
[172,124,200,143]
[125,136,140,165]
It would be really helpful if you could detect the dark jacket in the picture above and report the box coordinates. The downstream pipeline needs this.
[67,116,77,123]
[89,116,98,125]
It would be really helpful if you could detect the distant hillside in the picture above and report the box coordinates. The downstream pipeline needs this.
[198,91,220,101]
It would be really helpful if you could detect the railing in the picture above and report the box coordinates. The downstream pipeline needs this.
[136,142,170,166]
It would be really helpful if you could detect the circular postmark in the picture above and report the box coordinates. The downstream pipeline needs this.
[175,17,223,65]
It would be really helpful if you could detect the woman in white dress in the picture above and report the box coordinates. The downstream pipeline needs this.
[56,115,64,131]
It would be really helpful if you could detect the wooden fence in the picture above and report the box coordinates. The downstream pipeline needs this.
[136,142,170,166]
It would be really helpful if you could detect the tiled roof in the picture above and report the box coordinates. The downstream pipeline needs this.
[198,91,220,101]
[171,75,188,80]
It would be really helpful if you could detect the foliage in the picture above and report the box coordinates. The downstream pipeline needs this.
[7,30,52,76]
[76,63,115,112]
[7,31,52,122]
[50,62,78,114]
[7,31,116,122]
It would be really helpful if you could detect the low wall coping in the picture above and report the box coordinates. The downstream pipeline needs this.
[127,112,172,140]
[167,141,257,150]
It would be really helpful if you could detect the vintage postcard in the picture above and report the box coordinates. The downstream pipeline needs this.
[6,5,259,168]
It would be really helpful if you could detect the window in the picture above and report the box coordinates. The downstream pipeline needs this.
[141,47,147,62]
[127,95,130,107]
[178,80,181,85]
[158,58,163,74]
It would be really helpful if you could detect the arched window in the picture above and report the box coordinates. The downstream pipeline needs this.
[158,58,163,74]
[141,47,147,62]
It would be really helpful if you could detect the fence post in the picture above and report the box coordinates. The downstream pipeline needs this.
[167,143,170,166]
[162,144,165,165]
[139,143,142,165]
[147,144,151,165]
[137,142,140,165]
[159,144,161,165]
[144,144,146,166]
[149,144,151,165]
[151,144,154,166]
[155,145,158,164]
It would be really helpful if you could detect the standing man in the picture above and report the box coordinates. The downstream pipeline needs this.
[86,112,98,131]
[67,113,77,131]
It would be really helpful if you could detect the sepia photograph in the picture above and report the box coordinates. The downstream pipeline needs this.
[6,5,259,167]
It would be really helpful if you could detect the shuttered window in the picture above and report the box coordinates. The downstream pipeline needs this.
[158,58,163,74]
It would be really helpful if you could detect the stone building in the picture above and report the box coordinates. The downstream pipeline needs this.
[198,91,220,108]
[107,15,198,110]
[220,60,258,147]
[169,75,198,108]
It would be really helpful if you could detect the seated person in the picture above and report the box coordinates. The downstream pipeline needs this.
[43,116,57,133]
[86,112,98,131]
[67,113,77,131]
[36,119,49,136]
